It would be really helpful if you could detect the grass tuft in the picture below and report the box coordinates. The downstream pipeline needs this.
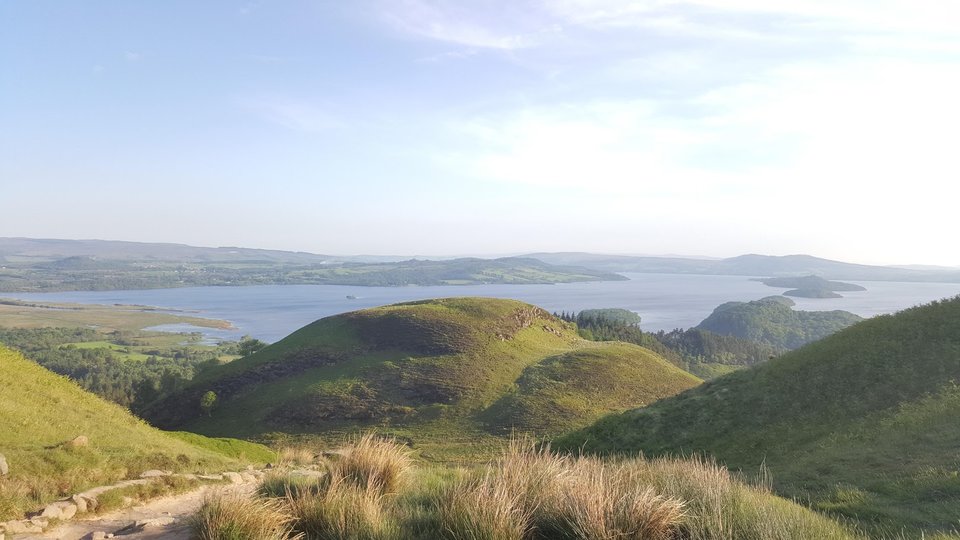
[333,433,412,495]
[191,492,300,540]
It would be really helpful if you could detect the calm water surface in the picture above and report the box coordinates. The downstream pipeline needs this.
[7,273,960,343]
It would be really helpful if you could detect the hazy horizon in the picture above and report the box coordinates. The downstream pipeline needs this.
[3,2,959,265]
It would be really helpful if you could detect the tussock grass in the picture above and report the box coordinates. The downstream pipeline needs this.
[278,446,317,467]
[333,433,412,495]
[286,476,398,540]
[222,435,857,540]
[438,439,684,540]
[191,492,300,540]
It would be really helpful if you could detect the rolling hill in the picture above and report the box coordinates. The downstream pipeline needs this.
[556,296,960,535]
[0,344,273,520]
[695,296,863,350]
[144,298,699,456]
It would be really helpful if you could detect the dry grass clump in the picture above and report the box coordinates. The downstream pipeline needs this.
[333,433,413,495]
[616,456,856,540]
[286,475,399,540]
[250,435,411,539]
[277,446,317,466]
[438,470,534,540]
[437,439,684,540]
[200,435,858,540]
[191,492,300,540]
[257,472,327,499]
[546,457,683,540]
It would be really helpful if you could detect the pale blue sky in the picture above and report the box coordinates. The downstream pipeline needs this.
[2,1,959,265]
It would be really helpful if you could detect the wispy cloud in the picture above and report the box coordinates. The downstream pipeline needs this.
[124,51,142,62]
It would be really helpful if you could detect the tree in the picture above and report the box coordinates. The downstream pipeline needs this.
[200,390,218,417]
[238,336,267,357]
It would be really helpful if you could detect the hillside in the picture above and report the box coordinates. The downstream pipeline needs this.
[143,298,698,456]
[557,296,960,535]
[696,296,863,349]
[0,345,273,520]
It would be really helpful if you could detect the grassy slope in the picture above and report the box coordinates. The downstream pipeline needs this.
[557,296,960,535]
[146,298,698,459]
[0,345,273,520]
[696,296,863,349]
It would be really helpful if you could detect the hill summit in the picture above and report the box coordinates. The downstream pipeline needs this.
[145,297,699,454]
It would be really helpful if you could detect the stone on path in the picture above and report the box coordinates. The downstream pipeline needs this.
[42,500,78,520]
[139,469,171,478]
[0,453,8,475]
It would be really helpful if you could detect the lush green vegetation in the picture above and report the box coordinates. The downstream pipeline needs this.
[0,344,273,521]
[556,296,960,537]
[556,308,779,380]
[0,326,257,412]
[653,328,779,379]
[696,296,862,350]
[143,298,697,459]
[0,255,625,292]
[195,435,861,540]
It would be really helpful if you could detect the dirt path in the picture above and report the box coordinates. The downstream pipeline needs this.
[24,478,257,540]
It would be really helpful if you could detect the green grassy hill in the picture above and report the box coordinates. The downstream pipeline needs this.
[696,296,863,349]
[0,344,273,520]
[557,296,960,536]
[144,298,699,457]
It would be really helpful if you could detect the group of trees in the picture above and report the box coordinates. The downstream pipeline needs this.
[556,308,779,377]
[0,327,265,414]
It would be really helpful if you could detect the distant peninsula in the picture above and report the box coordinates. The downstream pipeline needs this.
[0,238,628,292]
[755,275,867,299]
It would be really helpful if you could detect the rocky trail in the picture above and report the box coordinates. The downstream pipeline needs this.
[10,473,260,540]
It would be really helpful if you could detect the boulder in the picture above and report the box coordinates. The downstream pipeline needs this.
[0,453,8,475]
[71,494,89,513]
[66,435,89,448]
[42,501,78,520]
[82,532,114,540]
[29,517,49,528]
[198,474,223,481]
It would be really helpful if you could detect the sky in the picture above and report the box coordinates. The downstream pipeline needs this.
[2,1,959,266]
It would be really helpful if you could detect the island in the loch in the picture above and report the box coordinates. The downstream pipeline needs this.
[755,274,867,298]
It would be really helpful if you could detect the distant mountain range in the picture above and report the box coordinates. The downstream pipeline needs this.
[525,252,960,282]
[3,238,959,287]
